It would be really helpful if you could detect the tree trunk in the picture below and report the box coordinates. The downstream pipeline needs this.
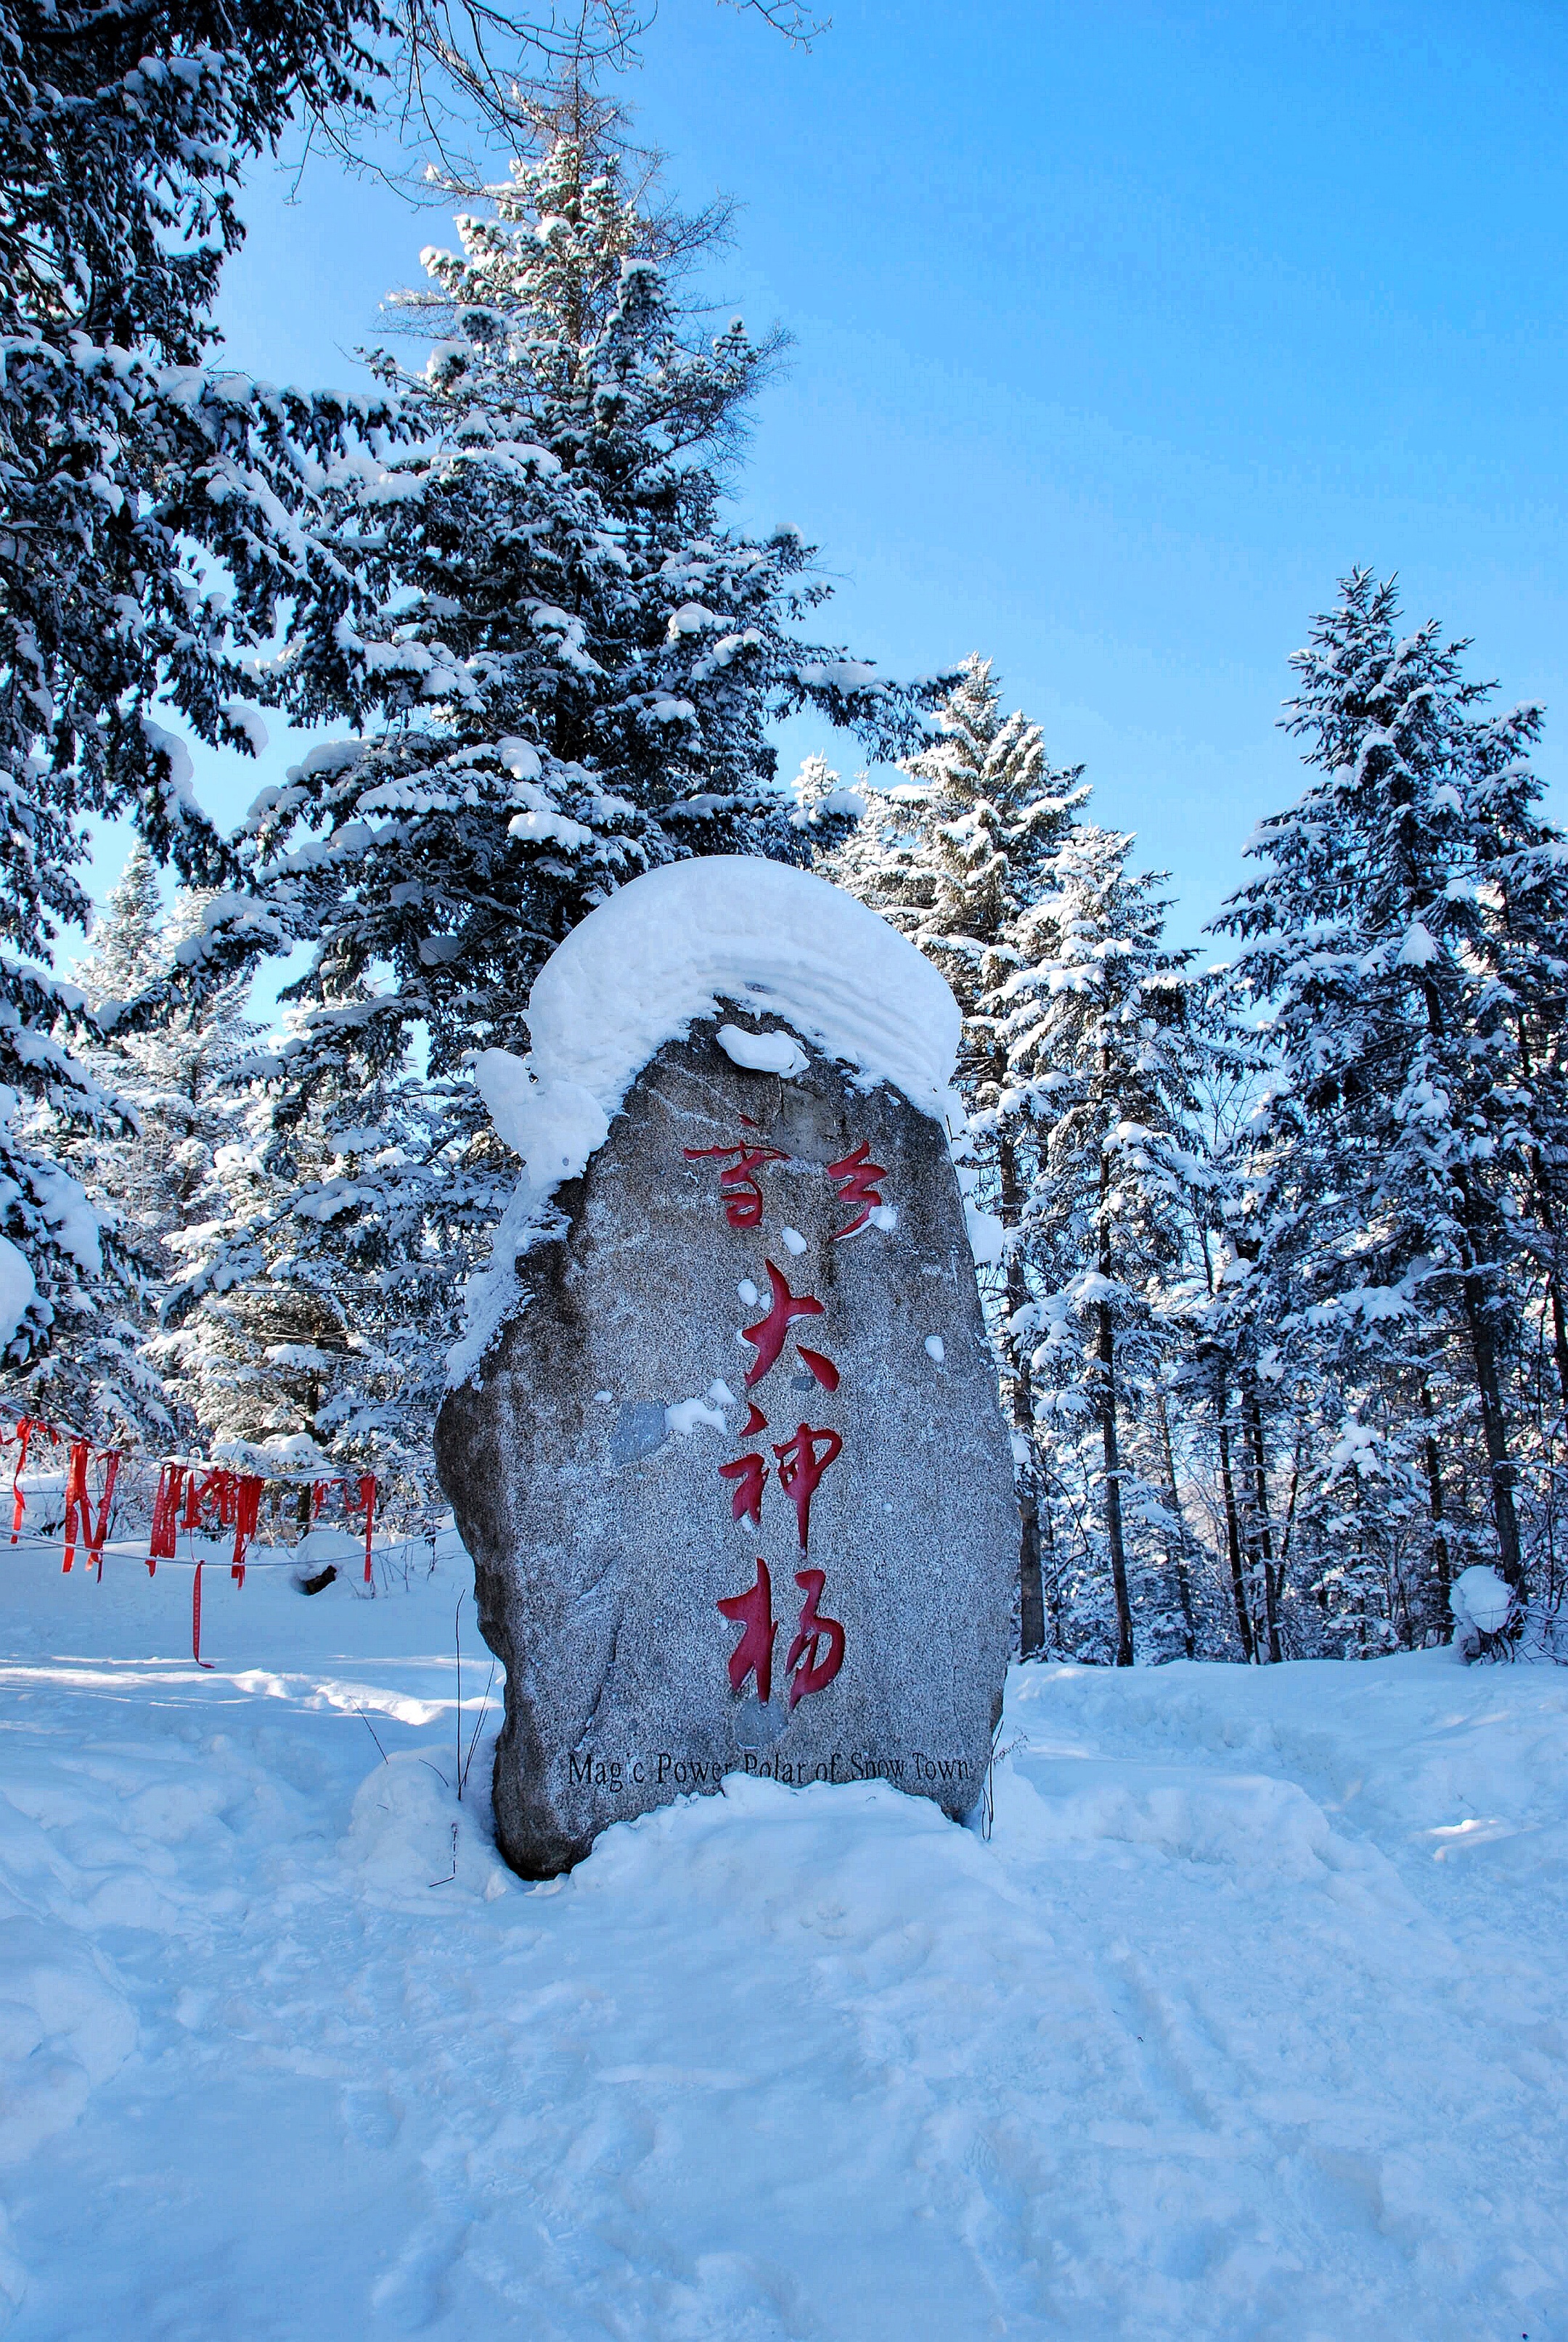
[1216,1405,1256,1662]
[1419,981,1524,1587]
[1096,1127,1134,1667]
[1244,1387,1283,1663]
[1000,1130,1045,1657]
[1548,1268,1568,1415]
[1458,1257,1524,1587]
[1514,1018,1568,1408]
[1278,1420,1304,1575]
[1418,1378,1452,1630]
[1040,1476,1063,1647]
[1156,1387,1196,1658]
[1099,1300,1135,1666]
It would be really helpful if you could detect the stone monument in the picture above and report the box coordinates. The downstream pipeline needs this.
[435,858,1018,1877]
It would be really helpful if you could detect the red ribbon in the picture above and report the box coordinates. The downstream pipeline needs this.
[9,1416,55,1544]
[0,1429,380,1596]
[356,1474,376,1584]
[148,1462,186,1570]
[87,1450,120,1579]
[60,1440,91,1573]
[232,1474,263,1583]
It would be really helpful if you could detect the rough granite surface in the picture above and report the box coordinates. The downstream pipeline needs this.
[436,1018,1018,1877]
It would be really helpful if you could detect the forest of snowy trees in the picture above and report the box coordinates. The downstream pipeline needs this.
[3,0,1565,1665]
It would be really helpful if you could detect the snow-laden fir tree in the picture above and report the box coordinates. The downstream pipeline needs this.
[51,848,264,1446]
[0,0,818,1424]
[156,1008,465,1520]
[0,0,404,1401]
[828,656,1083,1649]
[176,100,943,1478]
[991,823,1209,1664]
[1185,1050,1493,1659]
[1212,571,1568,1614]
[258,112,939,1088]
[76,852,259,1272]
[788,753,866,860]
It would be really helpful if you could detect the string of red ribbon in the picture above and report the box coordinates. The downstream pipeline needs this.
[5,1417,122,1577]
[1,1413,379,1665]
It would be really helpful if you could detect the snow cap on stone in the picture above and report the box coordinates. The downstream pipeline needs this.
[478,857,963,1201]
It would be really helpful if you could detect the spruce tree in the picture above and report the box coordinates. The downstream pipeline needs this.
[38,857,261,1443]
[253,121,939,1088]
[993,824,1206,1664]
[0,0,732,1405]
[0,0,408,1401]
[158,1016,460,1515]
[183,113,942,1480]
[1212,571,1566,1601]
[829,656,1082,1651]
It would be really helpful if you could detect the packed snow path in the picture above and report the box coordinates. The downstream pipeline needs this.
[0,1555,1564,2339]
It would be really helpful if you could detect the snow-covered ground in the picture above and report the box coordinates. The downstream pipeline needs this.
[0,1540,1564,2340]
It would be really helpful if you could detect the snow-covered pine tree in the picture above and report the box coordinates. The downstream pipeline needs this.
[157,1010,462,1520]
[192,107,944,1483]
[1212,571,1564,1609]
[60,852,263,1446]
[0,0,815,1419]
[788,753,866,860]
[261,113,940,1074]
[993,824,1207,1665]
[828,656,1083,1651]
[0,0,406,1402]
[1183,1053,1493,1659]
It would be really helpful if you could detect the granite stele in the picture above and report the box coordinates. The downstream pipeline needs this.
[435,857,1018,1877]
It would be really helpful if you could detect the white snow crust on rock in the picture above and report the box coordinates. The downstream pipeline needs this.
[715,1021,809,1077]
[1,1538,1566,2339]
[452,857,964,1384]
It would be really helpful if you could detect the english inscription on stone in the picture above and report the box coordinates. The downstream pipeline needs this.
[436,1017,1018,1878]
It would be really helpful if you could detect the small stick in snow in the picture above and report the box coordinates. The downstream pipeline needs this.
[462,1657,497,1793]
[355,1705,389,1765]
[428,1822,458,1888]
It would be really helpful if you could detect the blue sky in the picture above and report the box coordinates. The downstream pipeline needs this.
[83,0,1568,960]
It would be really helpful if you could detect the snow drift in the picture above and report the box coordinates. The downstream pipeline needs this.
[0,1543,1564,2338]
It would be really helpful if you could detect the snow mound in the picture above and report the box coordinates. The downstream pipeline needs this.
[1450,1562,1516,1642]
[0,1915,136,2168]
[342,1750,512,1911]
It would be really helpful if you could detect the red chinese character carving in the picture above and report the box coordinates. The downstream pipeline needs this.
[787,1568,846,1707]
[718,1557,777,1702]
[741,1261,825,1387]
[796,1345,841,1394]
[718,1452,767,1526]
[684,1139,786,1229]
[827,1140,887,1240]
[773,1422,844,1549]
[740,1401,768,1437]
